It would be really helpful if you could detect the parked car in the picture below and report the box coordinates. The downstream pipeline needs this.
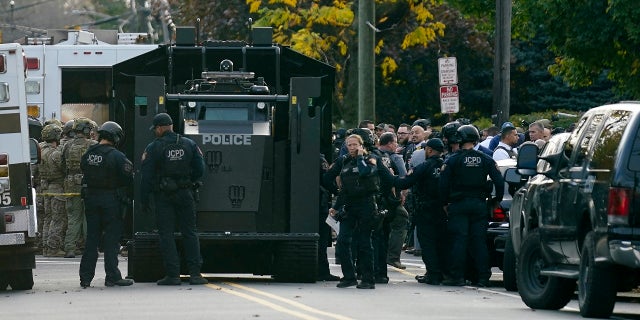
[487,159,516,269]
[502,133,571,291]
[505,102,640,318]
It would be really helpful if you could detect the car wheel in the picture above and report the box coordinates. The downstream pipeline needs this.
[578,231,616,318]
[502,232,517,292]
[517,229,575,310]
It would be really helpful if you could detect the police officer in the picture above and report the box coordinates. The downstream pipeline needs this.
[62,117,97,258]
[374,132,409,273]
[323,133,393,289]
[394,138,446,285]
[39,124,67,257]
[60,119,75,147]
[439,125,504,287]
[140,113,208,286]
[79,121,133,288]
[317,153,340,281]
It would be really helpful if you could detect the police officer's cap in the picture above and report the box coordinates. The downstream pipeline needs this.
[425,138,444,152]
[150,113,173,130]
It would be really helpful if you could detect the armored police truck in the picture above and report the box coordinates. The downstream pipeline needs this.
[112,27,335,282]
[0,43,40,290]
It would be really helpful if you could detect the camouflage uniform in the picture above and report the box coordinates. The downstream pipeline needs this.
[39,124,67,256]
[62,118,97,257]
[33,142,45,251]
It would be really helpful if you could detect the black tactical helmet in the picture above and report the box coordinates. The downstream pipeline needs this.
[412,118,431,130]
[350,127,375,150]
[457,124,480,143]
[72,117,95,135]
[97,121,124,146]
[41,124,62,141]
[442,121,462,144]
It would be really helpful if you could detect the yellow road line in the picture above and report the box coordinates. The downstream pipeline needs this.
[223,282,355,320]
[206,283,323,320]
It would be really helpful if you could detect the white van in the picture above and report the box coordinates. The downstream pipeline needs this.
[0,43,40,290]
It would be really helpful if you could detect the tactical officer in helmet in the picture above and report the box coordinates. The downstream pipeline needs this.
[439,125,504,287]
[79,121,134,288]
[140,113,208,286]
[60,120,75,147]
[39,124,67,257]
[62,117,97,258]
[441,121,462,158]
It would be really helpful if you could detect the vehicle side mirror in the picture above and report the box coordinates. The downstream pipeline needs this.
[504,167,521,184]
[516,142,538,176]
[29,138,40,164]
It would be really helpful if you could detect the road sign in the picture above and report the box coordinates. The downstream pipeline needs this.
[440,85,459,113]
[438,57,458,85]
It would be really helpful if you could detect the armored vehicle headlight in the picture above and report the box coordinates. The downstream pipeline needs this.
[257,102,266,110]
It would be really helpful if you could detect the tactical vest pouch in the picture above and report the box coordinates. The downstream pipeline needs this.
[73,174,84,185]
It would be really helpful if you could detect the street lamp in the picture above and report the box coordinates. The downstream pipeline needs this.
[9,0,15,29]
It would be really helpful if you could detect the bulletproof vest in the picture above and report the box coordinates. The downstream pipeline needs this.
[159,134,193,180]
[39,144,64,182]
[449,149,490,200]
[64,138,95,174]
[339,155,380,198]
[81,145,117,189]
[494,145,516,159]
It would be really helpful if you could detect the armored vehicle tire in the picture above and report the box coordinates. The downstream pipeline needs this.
[578,231,616,318]
[502,233,517,292]
[9,269,34,290]
[517,229,575,310]
[273,240,318,283]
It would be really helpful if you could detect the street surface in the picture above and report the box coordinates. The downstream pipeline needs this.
[2,248,639,320]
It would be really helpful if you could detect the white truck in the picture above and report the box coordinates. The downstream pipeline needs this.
[0,43,40,290]
[22,30,158,124]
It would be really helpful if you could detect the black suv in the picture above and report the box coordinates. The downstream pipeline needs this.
[506,102,640,318]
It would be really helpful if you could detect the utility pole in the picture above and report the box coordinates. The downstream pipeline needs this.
[492,0,511,126]
[358,0,375,123]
